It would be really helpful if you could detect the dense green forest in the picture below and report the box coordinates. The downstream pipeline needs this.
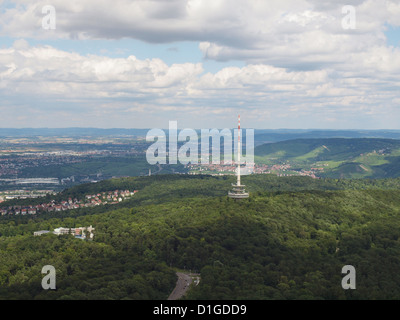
[2,174,400,299]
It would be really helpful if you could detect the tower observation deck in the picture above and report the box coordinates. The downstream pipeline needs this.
[228,115,249,199]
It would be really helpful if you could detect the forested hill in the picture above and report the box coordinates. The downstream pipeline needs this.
[2,174,400,299]
[6,173,400,209]
[255,138,400,158]
[255,138,400,179]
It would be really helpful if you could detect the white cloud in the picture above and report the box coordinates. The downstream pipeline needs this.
[1,0,399,69]
[1,41,399,128]
[1,0,400,128]
[0,43,204,98]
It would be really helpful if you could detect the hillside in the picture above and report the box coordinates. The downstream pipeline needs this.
[1,174,400,299]
[253,130,400,145]
[255,138,400,179]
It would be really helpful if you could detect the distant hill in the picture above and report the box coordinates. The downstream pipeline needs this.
[0,128,151,137]
[255,138,400,179]
[253,130,400,145]
[2,128,400,141]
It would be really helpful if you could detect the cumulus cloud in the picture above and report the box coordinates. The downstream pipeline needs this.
[0,42,204,97]
[1,0,400,128]
[0,41,399,128]
[1,0,400,69]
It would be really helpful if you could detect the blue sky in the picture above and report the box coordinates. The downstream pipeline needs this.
[385,25,400,47]
[0,0,400,129]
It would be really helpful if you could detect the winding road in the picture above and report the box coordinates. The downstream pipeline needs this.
[168,272,200,300]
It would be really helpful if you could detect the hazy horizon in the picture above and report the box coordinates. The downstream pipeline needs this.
[2,127,400,131]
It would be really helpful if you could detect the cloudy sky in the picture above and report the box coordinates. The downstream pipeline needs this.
[0,0,399,129]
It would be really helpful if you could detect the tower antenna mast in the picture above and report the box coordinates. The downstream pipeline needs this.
[228,115,249,199]
[238,114,241,186]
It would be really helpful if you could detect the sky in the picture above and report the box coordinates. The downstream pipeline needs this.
[0,0,400,129]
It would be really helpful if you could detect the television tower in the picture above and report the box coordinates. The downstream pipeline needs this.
[228,115,249,199]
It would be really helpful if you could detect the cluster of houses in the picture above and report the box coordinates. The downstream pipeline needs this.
[187,163,255,176]
[0,189,138,216]
[34,225,95,240]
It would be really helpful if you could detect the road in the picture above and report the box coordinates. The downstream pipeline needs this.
[154,164,163,174]
[167,272,193,300]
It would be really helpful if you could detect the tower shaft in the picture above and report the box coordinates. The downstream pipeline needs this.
[238,114,241,186]
[228,115,249,199]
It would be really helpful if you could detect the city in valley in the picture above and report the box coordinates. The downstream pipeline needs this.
[0,131,327,205]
